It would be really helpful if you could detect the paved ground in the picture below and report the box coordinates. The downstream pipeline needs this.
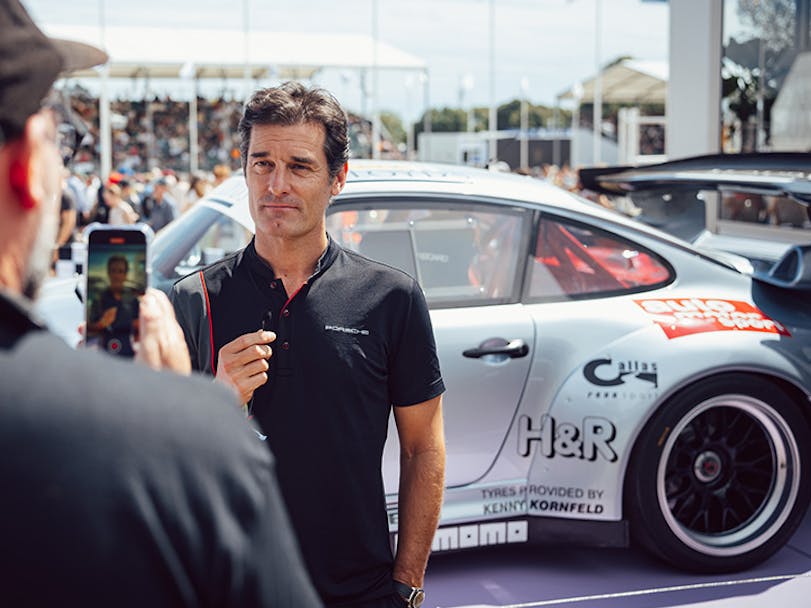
[423,510,811,608]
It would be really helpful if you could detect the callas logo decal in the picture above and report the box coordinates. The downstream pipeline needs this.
[583,358,659,399]
[635,298,791,339]
[584,358,658,388]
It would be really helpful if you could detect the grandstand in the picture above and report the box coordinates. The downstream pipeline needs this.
[67,87,403,176]
[45,25,426,177]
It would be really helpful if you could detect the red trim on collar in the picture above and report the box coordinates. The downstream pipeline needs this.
[280,282,306,315]
[199,271,216,376]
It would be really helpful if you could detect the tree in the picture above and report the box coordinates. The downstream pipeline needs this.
[495,99,555,130]
[720,0,796,151]
[413,107,469,142]
[736,0,795,52]
[413,101,569,143]
[380,111,406,146]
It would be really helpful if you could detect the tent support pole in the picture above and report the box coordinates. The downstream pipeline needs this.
[189,77,199,174]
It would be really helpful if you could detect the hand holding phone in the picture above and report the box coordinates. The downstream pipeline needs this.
[136,289,191,375]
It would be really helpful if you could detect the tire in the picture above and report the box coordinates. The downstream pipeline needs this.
[626,373,811,572]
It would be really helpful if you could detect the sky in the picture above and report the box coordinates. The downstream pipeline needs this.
[23,0,669,122]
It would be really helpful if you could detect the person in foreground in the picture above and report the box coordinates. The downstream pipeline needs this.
[0,2,320,606]
[171,82,446,607]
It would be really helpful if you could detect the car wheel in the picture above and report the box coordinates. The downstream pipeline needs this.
[626,373,811,572]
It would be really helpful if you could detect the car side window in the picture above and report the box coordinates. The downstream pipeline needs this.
[327,206,524,307]
[528,216,672,299]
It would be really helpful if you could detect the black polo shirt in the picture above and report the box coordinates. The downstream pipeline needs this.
[171,236,445,606]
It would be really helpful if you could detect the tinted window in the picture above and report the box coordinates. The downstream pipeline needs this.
[528,216,672,300]
[327,205,525,307]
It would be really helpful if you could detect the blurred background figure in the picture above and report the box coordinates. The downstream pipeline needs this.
[117,178,143,219]
[143,176,177,232]
[104,183,139,225]
[54,174,77,260]
[212,163,231,186]
[181,170,211,213]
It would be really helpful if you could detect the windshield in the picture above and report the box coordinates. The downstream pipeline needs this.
[151,205,252,292]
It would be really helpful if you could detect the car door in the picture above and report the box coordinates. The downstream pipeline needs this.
[327,199,535,489]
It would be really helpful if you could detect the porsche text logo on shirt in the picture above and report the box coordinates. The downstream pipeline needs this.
[325,325,370,336]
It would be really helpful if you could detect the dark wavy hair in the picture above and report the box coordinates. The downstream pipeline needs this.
[238,82,349,178]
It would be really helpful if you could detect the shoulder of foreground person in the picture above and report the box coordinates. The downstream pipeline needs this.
[0,331,322,607]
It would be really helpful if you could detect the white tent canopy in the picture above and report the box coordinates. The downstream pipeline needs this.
[558,59,668,105]
[44,25,427,79]
[42,25,428,175]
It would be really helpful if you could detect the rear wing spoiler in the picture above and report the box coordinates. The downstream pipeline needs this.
[753,244,811,291]
[579,153,811,206]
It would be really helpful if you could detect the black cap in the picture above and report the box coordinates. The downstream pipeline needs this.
[0,0,108,140]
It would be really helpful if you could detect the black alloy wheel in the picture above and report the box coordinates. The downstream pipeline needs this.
[626,373,811,572]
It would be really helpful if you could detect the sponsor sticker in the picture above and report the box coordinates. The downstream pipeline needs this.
[391,519,529,553]
[429,520,529,552]
[518,415,618,462]
[635,298,791,339]
[584,358,658,388]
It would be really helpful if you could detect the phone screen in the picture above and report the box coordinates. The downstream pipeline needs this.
[84,226,150,357]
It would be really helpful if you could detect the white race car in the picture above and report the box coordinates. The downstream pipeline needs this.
[40,160,811,572]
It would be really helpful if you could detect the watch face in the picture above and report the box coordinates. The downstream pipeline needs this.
[412,589,425,608]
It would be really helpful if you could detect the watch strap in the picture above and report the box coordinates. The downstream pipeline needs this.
[393,580,425,607]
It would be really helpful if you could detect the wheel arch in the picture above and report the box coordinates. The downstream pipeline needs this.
[619,368,811,571]
[620,367,811,518]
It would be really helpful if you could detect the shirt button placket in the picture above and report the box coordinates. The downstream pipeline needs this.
[277,299,292,369]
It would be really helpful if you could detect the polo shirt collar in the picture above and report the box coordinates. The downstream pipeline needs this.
[244,234,340,284]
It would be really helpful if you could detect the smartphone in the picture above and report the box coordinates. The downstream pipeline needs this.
[83,224,153,357]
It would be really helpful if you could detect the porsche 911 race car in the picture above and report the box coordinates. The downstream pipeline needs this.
[39,160,811,573]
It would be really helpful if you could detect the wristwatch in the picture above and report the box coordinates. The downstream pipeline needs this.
[393,580,425,608]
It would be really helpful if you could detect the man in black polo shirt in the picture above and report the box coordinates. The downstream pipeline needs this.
[0,3,320,605]
[171,83,446,608]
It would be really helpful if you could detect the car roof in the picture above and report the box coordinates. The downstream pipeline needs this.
[341,160,657,234]
[200,159,695,248]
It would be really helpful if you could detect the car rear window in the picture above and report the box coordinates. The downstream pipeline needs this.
[527,216,673,300]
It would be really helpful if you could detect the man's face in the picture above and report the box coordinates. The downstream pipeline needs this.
[153,184,166,202]
[108,260,128,290]
[102,188,118,206]
[245,122,346,243]
[22,110,65,299]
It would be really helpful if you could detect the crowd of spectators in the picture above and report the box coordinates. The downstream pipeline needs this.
[70,87,244,174]
[53,85,406,273]
[66,85,401,177]
[53,163,232,277]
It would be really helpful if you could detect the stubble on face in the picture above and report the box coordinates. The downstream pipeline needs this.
[246,122,341,244]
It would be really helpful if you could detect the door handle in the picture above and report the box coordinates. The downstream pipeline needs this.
[463,339,529,359]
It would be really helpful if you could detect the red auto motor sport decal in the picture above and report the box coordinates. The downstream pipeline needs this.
[634,298,791,339]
